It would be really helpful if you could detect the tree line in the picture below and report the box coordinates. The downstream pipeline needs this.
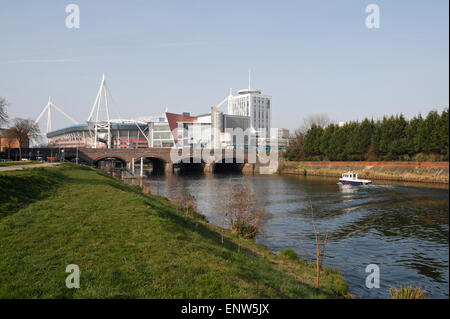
[284,109,449,161]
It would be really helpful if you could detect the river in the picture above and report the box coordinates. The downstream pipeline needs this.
[131,171,449,299]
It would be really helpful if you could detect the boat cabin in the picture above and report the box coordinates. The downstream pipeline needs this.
[342,171,358,180]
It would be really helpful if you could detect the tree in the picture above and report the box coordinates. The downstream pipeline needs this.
[283,130,305,161]
[439,108,449,159]
[309,202,328,290]
[319,124,335,159]
[405,116,420,155]
[288,109,447,162]
[302,124,323,159]
[423,110,441,153]
[5,118,40,159]
[299,113,330,134]
[0,97,8,125]
[223,184,265,252]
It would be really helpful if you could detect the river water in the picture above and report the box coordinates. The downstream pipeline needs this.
[134,171,449,299]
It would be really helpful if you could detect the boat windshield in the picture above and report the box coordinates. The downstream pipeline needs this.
[343,172,357,179]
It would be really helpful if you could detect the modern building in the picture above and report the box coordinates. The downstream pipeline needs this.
[275,128,290,151]
[47,122,152,149]
[227,88,272,138]
[46,107,254,150]
[41,74,272,150]
[167,108,252,149]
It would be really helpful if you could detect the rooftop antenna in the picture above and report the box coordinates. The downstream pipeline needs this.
[248,69,251,90]
[35,96,78,134]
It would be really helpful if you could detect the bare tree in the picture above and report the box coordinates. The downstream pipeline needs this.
[223,184,265,252]
[309,202,328,290]
[286,130,306,160]
[0,97,8,125]
[171,192,197,223]
[5,118,40,159]
[299,113,331,134]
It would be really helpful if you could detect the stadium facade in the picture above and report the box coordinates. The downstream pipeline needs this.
[43,74,287,150]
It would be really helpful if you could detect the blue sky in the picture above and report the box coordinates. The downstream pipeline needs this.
[0,0,448,132]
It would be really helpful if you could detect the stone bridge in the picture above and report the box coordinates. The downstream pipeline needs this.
[62,147,276,174]
[4,147,277,174]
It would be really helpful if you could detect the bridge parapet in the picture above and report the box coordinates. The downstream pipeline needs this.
[5,147,278,174]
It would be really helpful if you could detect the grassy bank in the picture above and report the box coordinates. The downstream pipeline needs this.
[0,163,349,298]
[278,161,449,184]
[0,160,42,167]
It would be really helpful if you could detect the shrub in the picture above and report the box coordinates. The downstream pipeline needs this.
[277,248,298,261]
[222,184,265,252]
[389,286,427,299]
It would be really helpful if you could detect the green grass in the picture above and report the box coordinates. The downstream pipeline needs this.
[389,286,427,299]
[0,160,42,167]
[277,248,299,261]
[0,163,350,298]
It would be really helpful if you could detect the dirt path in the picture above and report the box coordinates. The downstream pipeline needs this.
[0,163,60,172]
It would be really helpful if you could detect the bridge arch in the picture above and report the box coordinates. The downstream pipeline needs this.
[94,156,127,169]
[174,156,205,174]
[133,156,166,176]
[211,157,245,174]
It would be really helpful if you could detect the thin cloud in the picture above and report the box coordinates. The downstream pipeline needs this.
[100,41,208,50]
[0,56,120,64]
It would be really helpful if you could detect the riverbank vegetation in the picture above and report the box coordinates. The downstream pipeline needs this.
[0,160,42,167]
[221,184,265,252]
[284,109,449,162]
[389,286,427,299]
[0,164,350,298]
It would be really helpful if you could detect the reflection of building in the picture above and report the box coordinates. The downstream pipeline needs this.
[0,128,27,152]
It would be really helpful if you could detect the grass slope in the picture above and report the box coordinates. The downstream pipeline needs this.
[0,161,42,167]
[0,164,349,298]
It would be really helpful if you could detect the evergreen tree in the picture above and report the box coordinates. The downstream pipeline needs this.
[287,109,448,161]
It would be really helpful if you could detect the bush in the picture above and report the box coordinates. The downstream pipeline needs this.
[389,286,427,299]
[222,184,265,252]
[277,248,298,261]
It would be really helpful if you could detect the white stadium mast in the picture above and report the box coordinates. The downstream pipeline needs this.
[35,97,78,134]
[87,73,150,149]
[87,73,122,123]
[87,73,123,149]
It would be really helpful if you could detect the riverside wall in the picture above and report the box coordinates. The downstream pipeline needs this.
[278,161,449,184]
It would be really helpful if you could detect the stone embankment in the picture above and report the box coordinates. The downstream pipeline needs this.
[278,161,449,184]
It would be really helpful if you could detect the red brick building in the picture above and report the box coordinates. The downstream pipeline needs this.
[0,128,28,152]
